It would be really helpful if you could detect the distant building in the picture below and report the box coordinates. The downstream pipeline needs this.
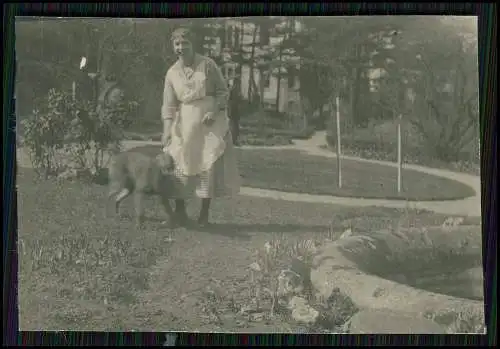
[201,17,423,114]
[203,18,301,113]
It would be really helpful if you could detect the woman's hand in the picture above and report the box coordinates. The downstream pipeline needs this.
[161,131,171,147]
[162,119,173,147]
[202,111,216,126]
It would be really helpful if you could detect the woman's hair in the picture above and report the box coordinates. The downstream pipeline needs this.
[170,26,196,46]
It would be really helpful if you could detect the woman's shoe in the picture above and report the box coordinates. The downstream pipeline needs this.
[197,215,210,228]
[197,198,211,228]
[174,211,191,227]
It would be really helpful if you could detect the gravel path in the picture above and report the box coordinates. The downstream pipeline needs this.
[16,131,481,217]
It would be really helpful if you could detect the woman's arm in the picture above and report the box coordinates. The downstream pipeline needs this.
[161,72,179,121]
[161,72,178,145]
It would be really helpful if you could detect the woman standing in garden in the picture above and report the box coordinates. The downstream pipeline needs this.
[161,27,240,228]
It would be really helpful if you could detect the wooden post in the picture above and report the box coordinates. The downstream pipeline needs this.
[76,56,87,102]
[397,113,403,193]
[72,81,76,101]
[336,96,342,189]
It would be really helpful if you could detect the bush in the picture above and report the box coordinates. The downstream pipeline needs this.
[21,89,74,178]
[21,88,135,180]
[290,126,316,140]
[238,106,316,146]
[325,121,480,174]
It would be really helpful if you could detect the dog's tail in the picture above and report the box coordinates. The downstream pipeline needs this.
[107,155,129,199]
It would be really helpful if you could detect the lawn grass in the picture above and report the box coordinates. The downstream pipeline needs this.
[237,148,476,201]
[17,167,479,332]
[17,166,338,331]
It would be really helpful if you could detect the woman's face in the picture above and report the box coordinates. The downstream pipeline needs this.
[173,37,193,58]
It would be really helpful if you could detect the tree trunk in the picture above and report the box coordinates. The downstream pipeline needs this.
[259,68,265,108]
[247,24,259,106]
[233,21,243,101]
[350,66,362,126]
[287,17,295,41]
[301,98,308,131]
[239,19,244,46]
[275,43,284,113]
[220,21,227,55]
[275,19,294,114]
[349,40,370,127]
[259,19,270,46]
[227,24,233,50]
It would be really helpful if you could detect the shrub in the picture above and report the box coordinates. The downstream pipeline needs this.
[325,122,480,174]
[21,89,74,178]
[21,88,136,180]
[291,126,316,140]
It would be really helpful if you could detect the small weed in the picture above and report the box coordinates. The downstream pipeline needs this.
[241,234,358,332]
[315,288,359,332]
[426,308,486,334]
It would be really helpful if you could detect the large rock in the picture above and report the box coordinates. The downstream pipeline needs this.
[347,309,445,334]
[310,225,485,329]
[410,266,484,301]
[288,296,319,325]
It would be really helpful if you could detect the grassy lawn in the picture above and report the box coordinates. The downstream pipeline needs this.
[16,167,479,332]
[237,149,476,201]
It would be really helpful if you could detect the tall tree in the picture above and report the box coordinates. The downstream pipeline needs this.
[291,16,409,128]
[388,17,479,161]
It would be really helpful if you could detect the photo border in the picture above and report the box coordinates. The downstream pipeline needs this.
[3,2,496,346]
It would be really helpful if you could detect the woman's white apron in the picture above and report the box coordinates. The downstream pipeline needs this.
[166,66,231,177]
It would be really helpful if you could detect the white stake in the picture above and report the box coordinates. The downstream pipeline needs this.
[72,81,76,101]
[74,56,86,102]
[80,57,87,70]
[397,114,402,193]
[336,96,342,189]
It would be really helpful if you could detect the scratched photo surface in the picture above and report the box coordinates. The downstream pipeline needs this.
[15,16,484,334]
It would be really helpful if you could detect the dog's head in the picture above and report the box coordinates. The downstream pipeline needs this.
[156,152,175,174]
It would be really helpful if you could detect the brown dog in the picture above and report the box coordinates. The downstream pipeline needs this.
[108,145,175,227]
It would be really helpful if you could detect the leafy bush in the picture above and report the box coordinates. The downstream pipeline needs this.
[237,107,316,146]
[21,88,136,180]
[325,122,480,175]
[21,89,74,178]
[290,126,316,140]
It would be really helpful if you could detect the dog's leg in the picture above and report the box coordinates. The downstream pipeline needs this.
[114,188,131,215]
[160,195,176,228]
[174,199,190,227]
[134,191,146,228]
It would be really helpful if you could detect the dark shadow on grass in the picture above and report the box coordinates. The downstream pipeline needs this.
[193,222,328,239]
[105,204,330,239]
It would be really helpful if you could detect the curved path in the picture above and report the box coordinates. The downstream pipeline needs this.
[16,131,481,217]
